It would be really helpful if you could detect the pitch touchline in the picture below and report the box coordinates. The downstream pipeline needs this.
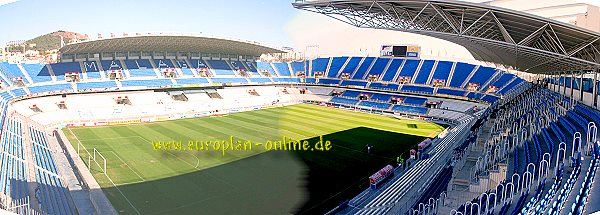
[104,173,143,215]
[78,136,144,142]
[136,135,243,190]
[106,150,146,183]
[67,127,142,215]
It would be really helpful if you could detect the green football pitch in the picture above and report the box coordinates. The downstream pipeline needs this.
[63,104,446,214]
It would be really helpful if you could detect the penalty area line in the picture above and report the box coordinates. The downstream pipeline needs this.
[105,150,146,183]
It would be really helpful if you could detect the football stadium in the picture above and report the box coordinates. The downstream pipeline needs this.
[1,0,600,215]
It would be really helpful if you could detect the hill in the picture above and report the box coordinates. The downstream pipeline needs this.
[25,30,88,51]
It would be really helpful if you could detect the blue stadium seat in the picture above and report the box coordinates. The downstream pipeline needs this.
[365,58,390,78]
[272,78,300,83]
[174,60,195,76]
[327,57,348,78]
[49,62,81,80]
[358,101,392,110]
[124,60,157,77]
[403,96,427,106]
[244,62,260,76]
[120,79,172,87]
[249,77,272,84]
[154,59,175,69]
[188,60,210,70]
[10,88,26,97]
[210,78,248,84]
[318,79,341,85]
[273,63,292,76]
[437,88,467,97]
[449,62,476,88]
[341,90,361,98]
[397,59,420,81]
[82,61,102,79]
[76,81,117,90]
[370,93,392,102]
[381,59,404,82]
[206,60,236,76]
[28,84,73,94]
[329,97,360,106]
[340,80,368,87]
[467,66,497,86]
[101,60,123,71]
[400,85,435,94]
[369,82,399,91]
[175,78,210,85]
[413,60,435,84]
[1,62,30,84]
[340,57,362,77]
[489,73,515,89]
[290,62,305,76]
[430,61,453,84]
[391,105,428,115]
[305,78,317,84]
[498,78,525,95]
[351,57,375,79]
[310,58,330,77]
[23,64,52,83]
[256,62,277,76]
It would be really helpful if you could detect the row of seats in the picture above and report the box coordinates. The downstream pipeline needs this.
[412,165,453,211]
[4,77,305,98]
[328,96,429,115]
[1,59,266,84]
[29,126,78,215]
[338,90,428,107]
[455,87,600,215]
[329,90,429,115]
[35,168,77,215]
[0,88,79,214]
[2,58,524,96]
[305,57,521,94]
[305,77,509,104]
[0,117,29,212]
[30,127,59,174]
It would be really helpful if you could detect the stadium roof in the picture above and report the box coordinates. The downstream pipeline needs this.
[59,34,284,57]
[293,0,600,74]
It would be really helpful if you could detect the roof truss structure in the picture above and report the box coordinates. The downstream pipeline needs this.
[60,35,283,57]
[293,0,600,74]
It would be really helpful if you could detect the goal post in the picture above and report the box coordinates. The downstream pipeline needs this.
[94,148,108,175]
[76,140,107,175]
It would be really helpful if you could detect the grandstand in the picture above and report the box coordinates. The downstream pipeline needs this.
[0,31,535,214]
[290,1,600,215]
[0,0,599,214]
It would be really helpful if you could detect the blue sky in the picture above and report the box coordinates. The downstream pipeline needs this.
[0,0,474,59]
[0,0,298,48]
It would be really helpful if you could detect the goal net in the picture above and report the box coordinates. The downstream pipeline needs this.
[76,139,107,175]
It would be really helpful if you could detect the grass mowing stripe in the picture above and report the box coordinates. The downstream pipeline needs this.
[100,126,198,180]
[276,106,425,135]
[292,104,444,131]
[131,124,240,171]
[66,104,446,215]
[237,110,346,137]
[289,107,440,136]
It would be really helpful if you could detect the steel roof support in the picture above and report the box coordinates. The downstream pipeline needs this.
[293,0,600,74]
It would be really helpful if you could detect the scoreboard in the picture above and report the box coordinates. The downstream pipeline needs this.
[381,45,420,58]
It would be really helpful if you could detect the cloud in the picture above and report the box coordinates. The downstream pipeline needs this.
[0,0,19,6]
